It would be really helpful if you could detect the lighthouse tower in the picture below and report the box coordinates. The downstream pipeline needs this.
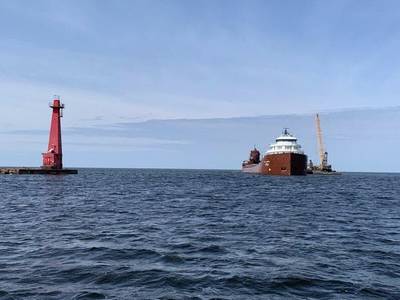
[42,96,64,169]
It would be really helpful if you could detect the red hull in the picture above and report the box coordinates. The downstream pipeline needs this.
[242,153,307,176]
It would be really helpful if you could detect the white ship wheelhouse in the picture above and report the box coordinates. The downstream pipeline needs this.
[266,128,304,155]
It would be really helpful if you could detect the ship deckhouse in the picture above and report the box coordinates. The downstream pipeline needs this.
[266,129,304,155]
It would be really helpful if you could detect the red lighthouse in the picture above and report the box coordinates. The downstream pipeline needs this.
[42,96,64,170]
[0,95,76,175]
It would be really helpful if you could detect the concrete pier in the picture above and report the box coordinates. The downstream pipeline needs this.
[0,167,78,175]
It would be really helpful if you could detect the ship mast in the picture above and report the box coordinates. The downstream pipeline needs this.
[315,113,325,168]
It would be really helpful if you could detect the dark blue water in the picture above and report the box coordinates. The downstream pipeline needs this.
[0,169,399,299]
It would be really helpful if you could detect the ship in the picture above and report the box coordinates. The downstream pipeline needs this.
[242,129,308,176]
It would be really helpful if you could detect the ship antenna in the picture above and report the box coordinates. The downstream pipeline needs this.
[283,128,289,135]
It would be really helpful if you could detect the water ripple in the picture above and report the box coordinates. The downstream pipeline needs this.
[0,169,399,299]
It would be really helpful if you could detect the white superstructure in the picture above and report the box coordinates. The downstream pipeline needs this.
[266,129,304,155]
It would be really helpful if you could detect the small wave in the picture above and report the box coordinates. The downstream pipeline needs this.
[198,245,227,254]
[357,286,400,299]
[161,274,213,290]
[169,242,195,250]
[160,253,185,264]
[92,248,161,261]
[73,291,107,299]
[0,290,9,297]
[53,266,102,284]
[94,269,168,285]
[221,274,356,295]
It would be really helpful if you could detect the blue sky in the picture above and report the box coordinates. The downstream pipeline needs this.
[0,1,399,170]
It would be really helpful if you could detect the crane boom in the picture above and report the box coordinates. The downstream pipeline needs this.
[315,113,325,167]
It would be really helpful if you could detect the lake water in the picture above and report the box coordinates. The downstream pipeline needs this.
[0,169,399,299]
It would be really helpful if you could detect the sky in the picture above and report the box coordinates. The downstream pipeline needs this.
[0,0,399,171]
